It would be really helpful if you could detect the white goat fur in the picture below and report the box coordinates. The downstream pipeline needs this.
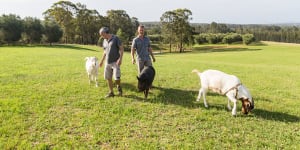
[192,69,253,116]
[85,57,99,87]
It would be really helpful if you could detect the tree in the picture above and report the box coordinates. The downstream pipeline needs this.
[172,9,193,52]
[160,9,193,53]
[160,10,176,52]
[22,17,43,44]
[43,1,78,43]
[0,29,4,45]
[43,20,63,45]
[210,22,218,33]
[106,10,131,34]
[75,3,104,44]
[0,14,23,44]
[106,10,135,47]
[242,34,255,45]
[116,28,128,49]
[222,33,242,44]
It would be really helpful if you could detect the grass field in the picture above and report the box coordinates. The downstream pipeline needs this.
[0,42,299,149]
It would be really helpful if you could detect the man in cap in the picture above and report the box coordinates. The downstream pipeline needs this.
[99,27,123,98]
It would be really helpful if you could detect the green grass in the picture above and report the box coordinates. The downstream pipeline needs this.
[0,42,299,149]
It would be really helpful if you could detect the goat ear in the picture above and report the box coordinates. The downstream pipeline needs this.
[85,57,89,61]
[136,76,140,81]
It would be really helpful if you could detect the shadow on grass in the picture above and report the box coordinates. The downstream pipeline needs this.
[151,86,201,108]
[192,46,261,53]
[43,44,97,51]
[122,82,299,122]
[2,44,97,51]
[253,109,300,122]
[122,83,149,101]
[122,83,224,109]
[152,46,262,55]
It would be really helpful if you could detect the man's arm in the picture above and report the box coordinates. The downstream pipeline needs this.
[117,44,124,66]
[131,48,136,64]
[149,47,155,62]
[99,51,106,67]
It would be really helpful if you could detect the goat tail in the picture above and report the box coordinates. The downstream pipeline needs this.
[191,69,202,77]
[191,69,201,74]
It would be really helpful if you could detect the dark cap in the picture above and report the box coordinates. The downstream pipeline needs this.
[99,27,109,34]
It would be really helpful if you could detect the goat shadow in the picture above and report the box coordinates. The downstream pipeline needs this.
[252,108,300,123]
[122,83,300,122]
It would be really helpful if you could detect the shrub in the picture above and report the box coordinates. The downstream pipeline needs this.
[242,34,255,45]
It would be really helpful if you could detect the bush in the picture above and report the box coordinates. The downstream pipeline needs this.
[194,34,207,44]
[222,33,242,44]
[242,34,255,45]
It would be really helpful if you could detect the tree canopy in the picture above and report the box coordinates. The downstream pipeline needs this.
[1,1,300,47]
[160,8,193,52]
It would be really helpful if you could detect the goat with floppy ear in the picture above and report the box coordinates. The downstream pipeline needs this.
[192,69,254,116]
[85,56,99,87]
[137,66,155,99]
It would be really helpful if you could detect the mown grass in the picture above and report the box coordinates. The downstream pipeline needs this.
[0,42,299,149]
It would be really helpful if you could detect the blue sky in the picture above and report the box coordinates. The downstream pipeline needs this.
[1,0,300,24]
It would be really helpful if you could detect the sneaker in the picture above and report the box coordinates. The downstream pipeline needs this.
[105,92,114,98]
[117,86,123,96]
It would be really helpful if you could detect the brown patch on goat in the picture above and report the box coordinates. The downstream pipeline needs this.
[240,98,252,115]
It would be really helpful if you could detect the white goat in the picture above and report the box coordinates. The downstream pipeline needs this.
[85,57,99,87]
[192,69,254,116]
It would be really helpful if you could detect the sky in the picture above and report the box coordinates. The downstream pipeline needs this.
[1,0,300,24]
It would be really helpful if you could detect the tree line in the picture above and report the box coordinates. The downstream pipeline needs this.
[1,1,300,52]
[192,22,300,44]
[0,1,139,47]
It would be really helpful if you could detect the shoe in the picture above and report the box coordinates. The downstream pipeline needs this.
[117,86,123,96]
[105,92,114,98]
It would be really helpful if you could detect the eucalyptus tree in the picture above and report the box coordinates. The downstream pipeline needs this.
[43,1,78,43]
[116,28,127,45]
[106,10,136,48]
[160,10,176,52]
[210,22,218,33]
[173,9,194,51]
[131,17,140,35]
[0,14,23,44]
[75,3,104,44]
[22,17,43,44]
[106,10,131,34]
[161,9,193,52]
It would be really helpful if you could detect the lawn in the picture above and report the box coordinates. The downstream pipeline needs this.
[0,42,299,149]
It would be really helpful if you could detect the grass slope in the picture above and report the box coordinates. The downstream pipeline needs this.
[0,43,299,149]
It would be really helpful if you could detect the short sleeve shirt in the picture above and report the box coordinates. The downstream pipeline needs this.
[103,35,122,64]
[131,36,151,61]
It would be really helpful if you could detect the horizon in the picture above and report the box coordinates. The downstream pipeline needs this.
[1,0,300,25]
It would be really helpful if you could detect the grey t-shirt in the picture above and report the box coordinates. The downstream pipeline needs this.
[103,35,122,64]
[131,36,151,61]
